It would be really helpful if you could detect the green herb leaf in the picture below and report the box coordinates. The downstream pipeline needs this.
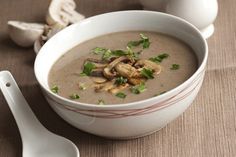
[170,64,180,70]
[149,57,162,63]
[127,40,142,48]
[127,33,150,49]
[149,53,169,63]
[79,83,86,90]
[51,85,59,93]
[158,53,169,59]
[115,76,128,85]
[102,49,130,61]
[140,33,148,40]
[126,46,139,60]
[95,45,142,61]
[112,50,127,56]
[70,94,80,99]
[116,92,127,99]
[141,68,154,79]
[131,82,146,94]
[98,99,105,105]
[102,49,112,61]
[80,62,96,76]
[140,33,150,49]
[79,73,87,76]
[92,47,107,54]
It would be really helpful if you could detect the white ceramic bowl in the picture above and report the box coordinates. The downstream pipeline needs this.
[34,11,208,139]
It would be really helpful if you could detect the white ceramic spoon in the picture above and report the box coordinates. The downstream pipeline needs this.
[0,71,80,157]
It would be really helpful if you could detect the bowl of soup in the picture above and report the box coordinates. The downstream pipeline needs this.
[34,11,208,139]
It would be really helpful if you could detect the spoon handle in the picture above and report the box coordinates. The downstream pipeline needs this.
[0,71,47,141]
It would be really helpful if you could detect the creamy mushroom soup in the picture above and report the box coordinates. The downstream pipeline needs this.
[48,31,198,105]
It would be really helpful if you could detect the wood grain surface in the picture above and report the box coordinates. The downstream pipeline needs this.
[0,0,235,157]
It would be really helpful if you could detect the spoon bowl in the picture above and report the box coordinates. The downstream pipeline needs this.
[23,133,79,157]
[0,71,80,157]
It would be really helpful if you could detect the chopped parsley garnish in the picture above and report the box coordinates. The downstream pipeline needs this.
[101,47,139,61]
[158,53,169,59]
[98,99,105,105]
[102,49,129,61]
[131,82,146,94]
[80,62,96,76]
[127,33,150,49]
[149,53,169,63]
[92,34,150,61]
[112,50,127,56]
[149,57,162,63]
[126,46,139,60]
[69,94,80,99]
[79,83,86,90]
[92,47,107,54]
[140,33,150,49]
[141,68,154,79]
[51,85,59,93]
[115,76,128,85]
[115,92,127,99]
[170,64,180,70]
[102,49,113,61]
[127,40,142,48]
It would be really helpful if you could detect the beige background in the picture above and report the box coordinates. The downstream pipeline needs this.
[0,0,236,157]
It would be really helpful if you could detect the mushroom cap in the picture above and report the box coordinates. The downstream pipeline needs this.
[8,21,44,47]
[46,0,85,27]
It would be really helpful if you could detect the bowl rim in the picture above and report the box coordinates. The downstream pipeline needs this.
[34,10,208,109]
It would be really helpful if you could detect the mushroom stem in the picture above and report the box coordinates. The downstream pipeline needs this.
[91,77,107,84]
[94,81,115,92]
[61,6,85,23]
[128,78,146,85]
[135,59,162,74]
[109,83,129,94]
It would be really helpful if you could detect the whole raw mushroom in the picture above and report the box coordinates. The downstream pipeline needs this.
[8,21,45,47]
[46,0,85,27]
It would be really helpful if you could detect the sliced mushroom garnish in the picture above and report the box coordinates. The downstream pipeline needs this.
[135,59,162,74]
[8,21,45,47]
[91,77,107,84]
[128,78,146,85]
[103,56,130,79]
[109,83,129,94]
[90,69,104,77]
[115,62,141,78]
[46,0,85,27]
[94,81,115,92]
[103,68,117,79]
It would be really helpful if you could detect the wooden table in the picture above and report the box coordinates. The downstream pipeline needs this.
[0,0,235,156]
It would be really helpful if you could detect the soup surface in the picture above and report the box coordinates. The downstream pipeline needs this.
[49,31,198,105]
